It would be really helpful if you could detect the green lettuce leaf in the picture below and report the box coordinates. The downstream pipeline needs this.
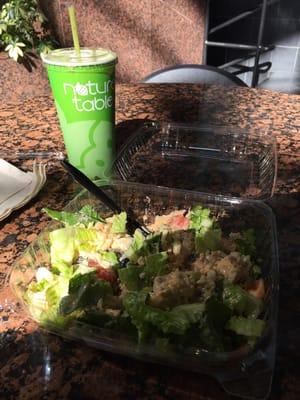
[125,229,145,262]
[171,303,206,325]
[25,273,69,323]
[198,317,226,352]
[119,252,168,290]
[111,212,127,233]
[192,298,232,352]
[52,261,74,278]
[189,205,214,231]
[125,232,162,264]
[78,309,137,336]
[234,229,256,258]
[49,227,105,268]
[79,205,105,223]
[123,291,205,341]
[27,278,49,293]
[49,228,76,267]
[43,205,104,226]
[143,252,169,285]
[73,227,104,246]
[118,264,142,291]
[234,229,262,278]
[101,251,119,267]
[78,310,115,326]
[206,297,232,332]
[195,228,222,252]
[59,272,112,315]
[189,205,221,252]
[223,281,263,318]
[226,316,265,337]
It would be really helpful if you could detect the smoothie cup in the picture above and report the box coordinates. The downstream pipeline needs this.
[42,48,117,181]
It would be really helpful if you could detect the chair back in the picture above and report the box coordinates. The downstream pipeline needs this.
[141,64,247,87]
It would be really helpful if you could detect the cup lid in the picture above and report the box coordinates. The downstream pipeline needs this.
[41,47,117,67]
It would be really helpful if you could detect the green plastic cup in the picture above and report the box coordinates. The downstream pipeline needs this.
[42,48,118,181]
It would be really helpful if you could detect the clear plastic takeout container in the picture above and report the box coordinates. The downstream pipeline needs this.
[9,180,279,400]
[113,122,277,200]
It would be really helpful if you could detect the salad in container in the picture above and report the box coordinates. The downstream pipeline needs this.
[10,181,279,399]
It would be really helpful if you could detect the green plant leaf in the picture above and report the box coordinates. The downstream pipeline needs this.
[0,0,58,62]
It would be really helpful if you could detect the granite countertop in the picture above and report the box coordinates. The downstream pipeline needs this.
[0,84,299,399]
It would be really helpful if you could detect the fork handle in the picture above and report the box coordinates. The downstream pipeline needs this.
[61,160,122,214]
[60,160,149,236]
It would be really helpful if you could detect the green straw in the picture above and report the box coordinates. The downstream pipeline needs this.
[68,5,80,56]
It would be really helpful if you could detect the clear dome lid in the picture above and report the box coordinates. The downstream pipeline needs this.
[41,47,117,67]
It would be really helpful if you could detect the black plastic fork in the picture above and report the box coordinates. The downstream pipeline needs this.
[60,159,150,237]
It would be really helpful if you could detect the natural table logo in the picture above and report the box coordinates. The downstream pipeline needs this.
[63,80,113,112]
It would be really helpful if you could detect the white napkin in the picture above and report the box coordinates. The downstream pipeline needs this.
[0,159,33,204]
[0,160,46,222]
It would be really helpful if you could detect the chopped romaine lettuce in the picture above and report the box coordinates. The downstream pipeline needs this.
[198,317,226,352]
[206,297,232,332]
[49,228,76,267]
[78,309,137,336]
[118,264,142,291]
[189,205,221,252]
[192,298,232,352]
[27,278,49,294]
[43,205,104,226]
[223,281,263,318]
[111,212,127,233]
[25,271,69,323]
[234,229,256,258]
[52,262,74,278]
[49,227,105,268]
[101,251,119,267]
[125,229,145,262]
[75,263,95,275]
[73,227,104,249]
[189,205,214,230]
[226,316,265,337]
[119,252,168,290]
[59,272,112,315]
[123,291,205,341]
[78,310,116,327]
[141,234,161,256]
[171,303,206,325]
[125,232,161,263]
[79,205,105,223]
[195,228,222,252]
[143,252,169,285]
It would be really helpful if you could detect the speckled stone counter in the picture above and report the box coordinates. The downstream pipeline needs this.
[0,84,299,399]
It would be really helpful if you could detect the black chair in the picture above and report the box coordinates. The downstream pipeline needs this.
[141,64,248,87]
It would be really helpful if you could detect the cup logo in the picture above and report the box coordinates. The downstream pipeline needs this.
[75,83,89,96]
[63,80,113,112]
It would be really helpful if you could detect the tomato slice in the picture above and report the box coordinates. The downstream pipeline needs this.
[169,214,189,230]
[96,267,117,284]
[88,258,117,284]
[88,258,100,268]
